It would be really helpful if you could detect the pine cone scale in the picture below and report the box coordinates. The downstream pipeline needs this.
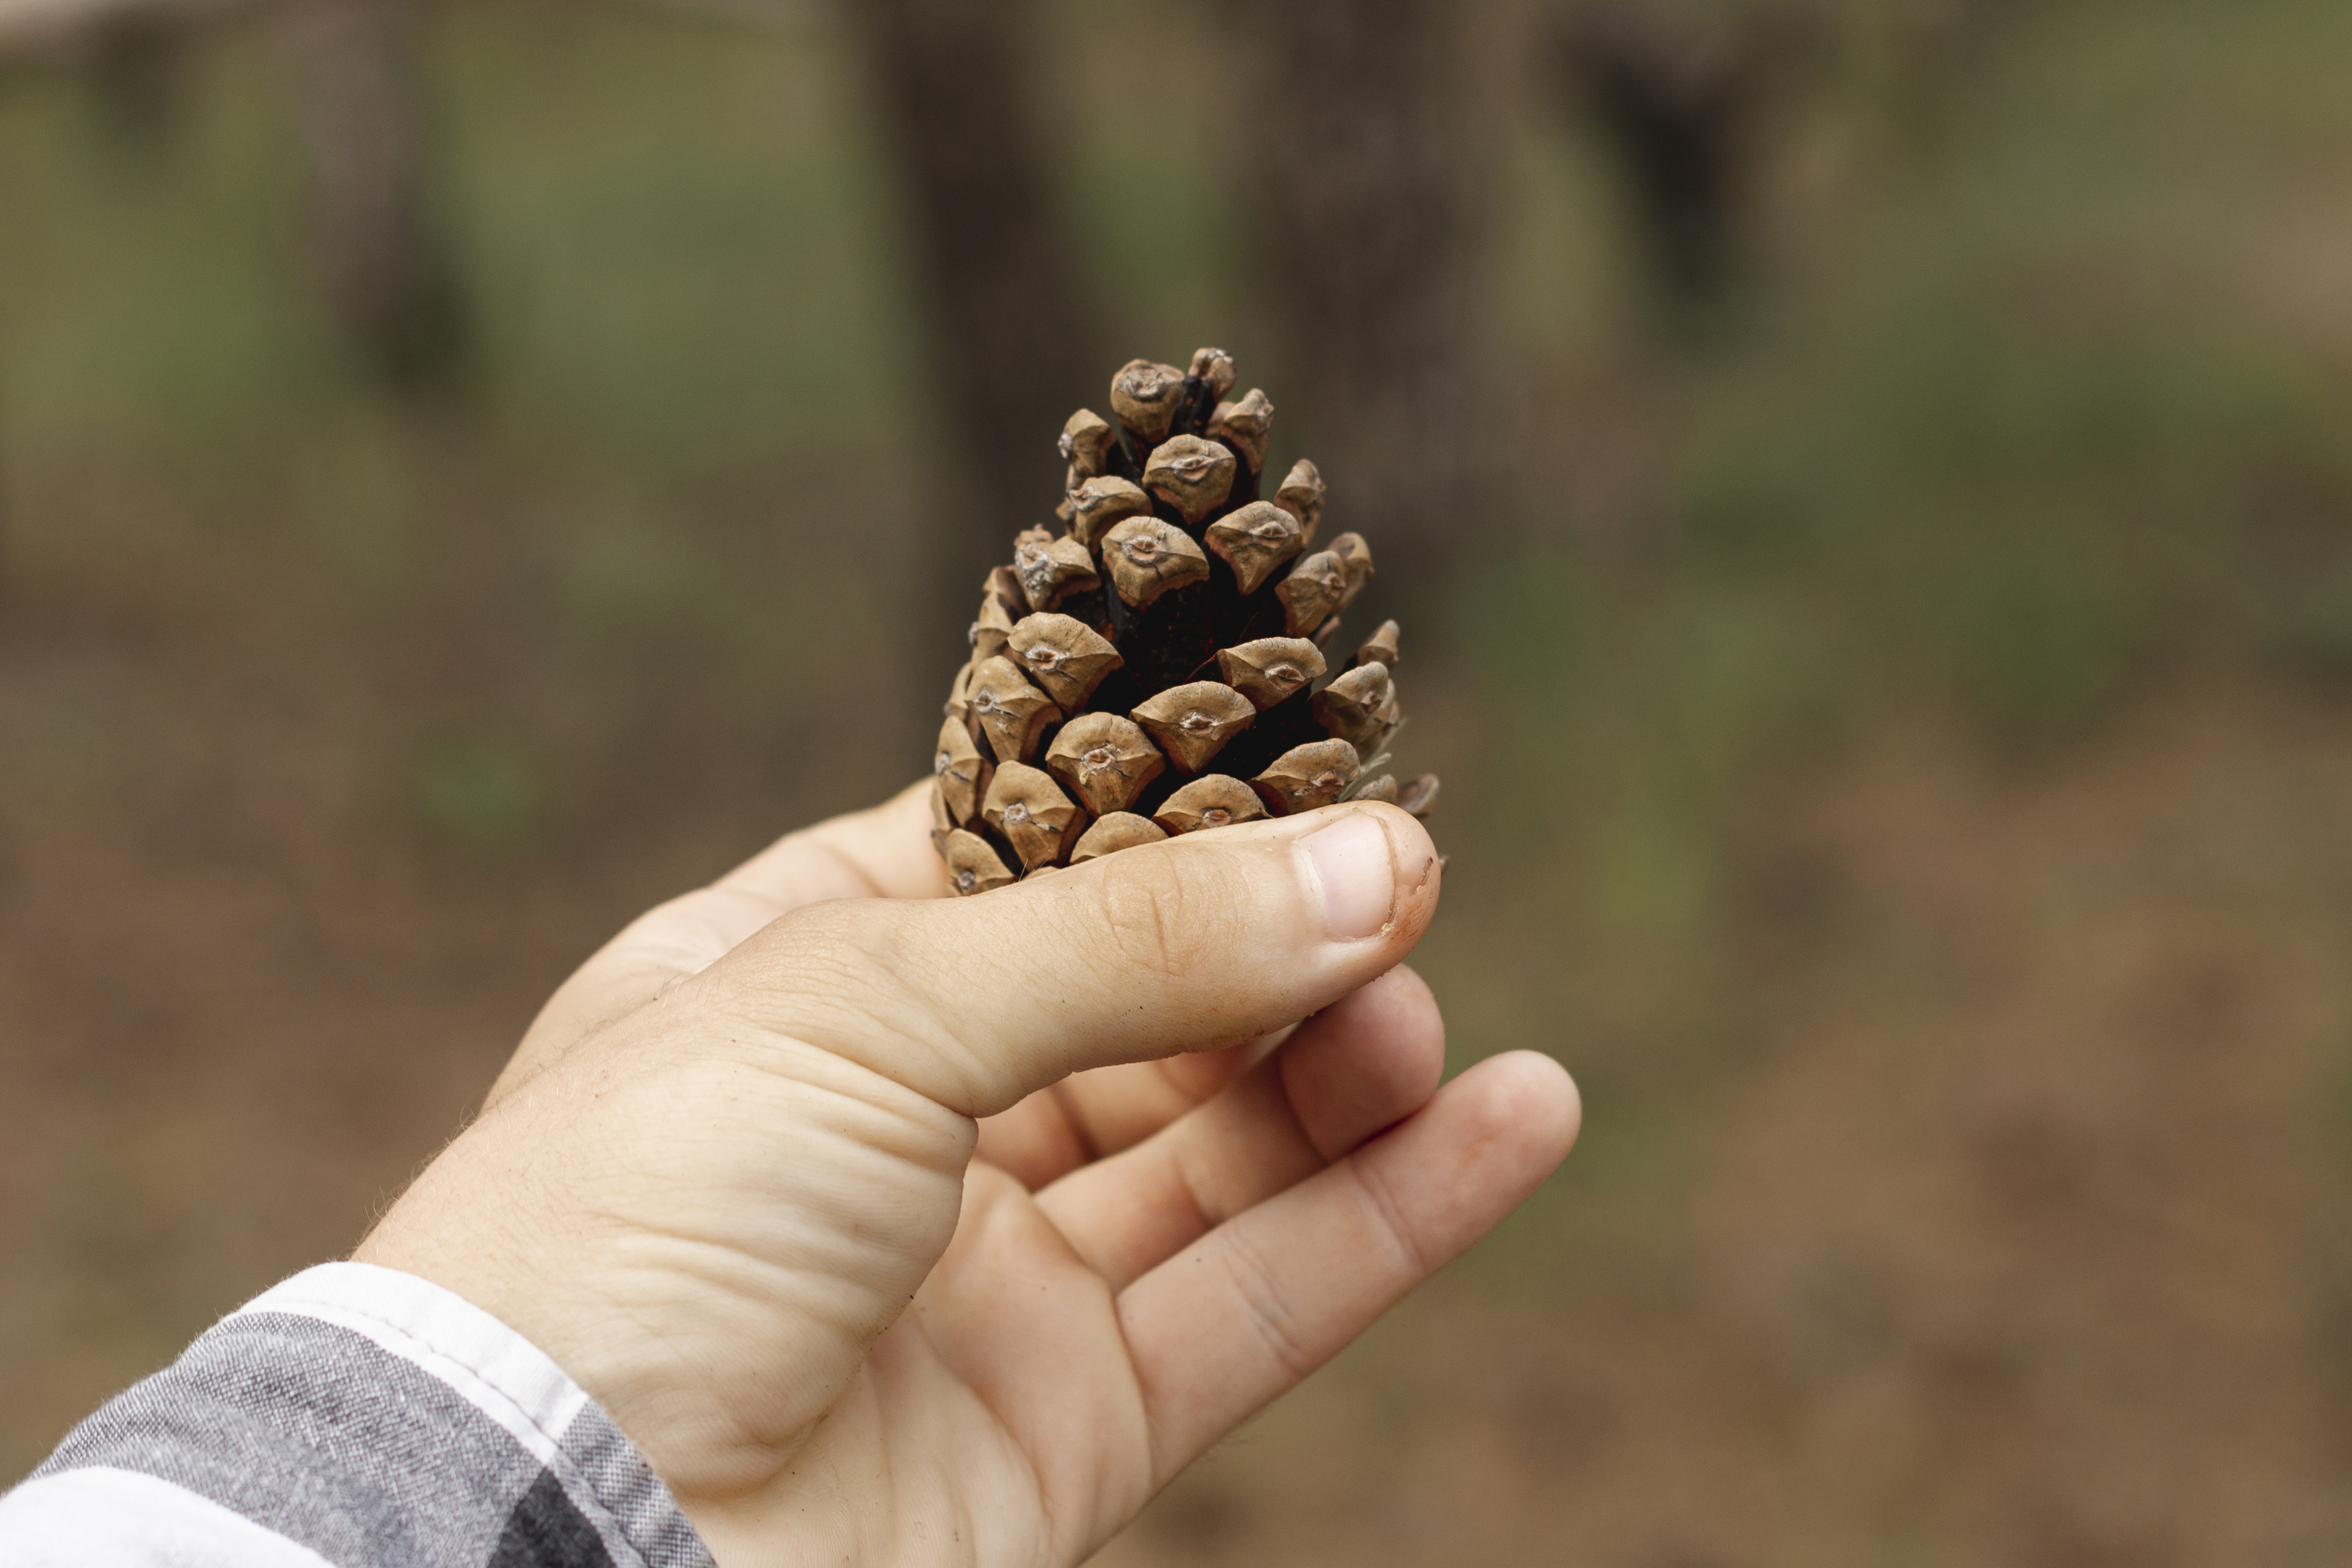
[931,349,1438,890]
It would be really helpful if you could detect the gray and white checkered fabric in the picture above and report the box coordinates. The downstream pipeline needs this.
[0,1263,717,1568]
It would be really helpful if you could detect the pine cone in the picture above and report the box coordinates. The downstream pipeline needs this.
[931,348,1439,895]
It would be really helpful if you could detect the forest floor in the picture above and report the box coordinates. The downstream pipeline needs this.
[10,604,2352,1566]
[1105,679,2352,1568]
[9,4,2352,1561]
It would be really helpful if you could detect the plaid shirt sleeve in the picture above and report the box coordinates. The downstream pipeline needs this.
[0,1262,717,1568]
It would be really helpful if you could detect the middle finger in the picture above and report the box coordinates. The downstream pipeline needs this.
[1034,966,1444,1290]
[974,1042,1272,1190]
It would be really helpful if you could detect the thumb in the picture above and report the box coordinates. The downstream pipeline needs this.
[694,802,1441,1117]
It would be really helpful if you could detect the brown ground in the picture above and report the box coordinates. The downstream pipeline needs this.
[1104,685,2352,1567]
[10,558,2352,1565]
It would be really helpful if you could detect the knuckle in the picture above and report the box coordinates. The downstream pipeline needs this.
[731,900,912,1037]
[729,899,996,1109]
[762,898,886,985]
[1348,1155,1431,1278]
[1222,1227,1315,1382]
[1090,844,1241,979]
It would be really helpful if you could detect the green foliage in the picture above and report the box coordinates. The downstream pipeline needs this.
[408,729,544,860]
[4,0,2352,1270]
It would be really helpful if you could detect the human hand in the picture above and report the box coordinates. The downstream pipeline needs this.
[357,781,1580,1566]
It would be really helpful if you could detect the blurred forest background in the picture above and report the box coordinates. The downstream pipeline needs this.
[7,0,2352,1562]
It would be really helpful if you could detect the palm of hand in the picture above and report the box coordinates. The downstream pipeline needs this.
[360,783,1575,1567]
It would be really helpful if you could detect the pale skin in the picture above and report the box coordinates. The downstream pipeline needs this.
[360,782,1581,1566]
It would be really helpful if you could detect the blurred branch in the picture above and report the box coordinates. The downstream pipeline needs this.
[0,0,240,53]
[637,0,820,29]
[843,0,1100,650]
[0,0,822,59]
[0,374,10,613]
[0,0,466,389]
[1548,1,1817,321]
[1222,0,1481,588]
[83,3,191,153]
[293,0,466,391]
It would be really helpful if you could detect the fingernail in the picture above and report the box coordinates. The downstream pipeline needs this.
[1302,814,1395,941]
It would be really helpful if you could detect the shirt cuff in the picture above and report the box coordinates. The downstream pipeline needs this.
[6,1261,716,1568]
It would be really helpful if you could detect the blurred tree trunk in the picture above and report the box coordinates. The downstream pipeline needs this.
[847,0,1099,660]
[1549,3,1810,328]
[1227,0,1481,594]
[86,7,190,156]
[292,0,465,391]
